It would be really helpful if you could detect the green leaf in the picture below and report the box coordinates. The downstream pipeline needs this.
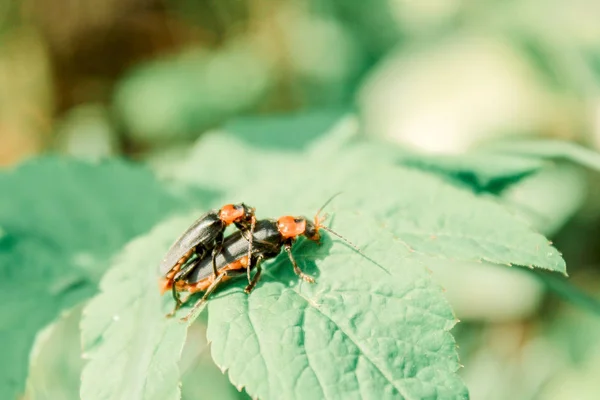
[148,113,360,194]
[484,139,600,172]
[79,214,251,400]
[539,306,600,400]
[199,162,565,398]
[0,157,190,271]
[80,216,193,400]
[224,149,566,274]
[207,212,467,400]
[147,115,566,398]
[397,151,547,193]
[0,157,191,400]
[348,166,565,273]
[225,110,346,151]
[24,304,85,400]
[149,132,307,193]
[0,239,92,400]
[499,163,587,236]
[114,44,272,144]
[180,321,248,400]
[154,123,565,273]
[530,270,600,317]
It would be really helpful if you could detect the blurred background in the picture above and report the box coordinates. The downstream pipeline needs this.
[3,0,600,399]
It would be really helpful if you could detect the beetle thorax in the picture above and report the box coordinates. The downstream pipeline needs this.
[219,204,244,225]
[277,216,306,239]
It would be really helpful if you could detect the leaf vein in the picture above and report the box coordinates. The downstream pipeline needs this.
[299,306,328,399]
[284,288,409,399]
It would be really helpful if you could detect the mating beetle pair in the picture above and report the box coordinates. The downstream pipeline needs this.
[159,197,362,320]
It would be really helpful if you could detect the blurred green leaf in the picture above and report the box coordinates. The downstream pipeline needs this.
[149,132,308,194]
[114,42,272,144]
[80,216,193,400]
[485,139,600,172]
[541,346,600,400]
[53,104,119,161]
[0,157,193,400]
[0,157,191,271]
[540,306,600,400]
[23,305,84,400]
[0,236,91,400]
[180,322,248,400]
[148,112,359,193]
[531,270,600,317]
[225,110,346,150]
[499,163,588,236]
[397,151,547,193]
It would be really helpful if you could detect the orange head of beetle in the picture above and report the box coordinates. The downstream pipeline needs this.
[219,203,256,226]
[276,215,322,242]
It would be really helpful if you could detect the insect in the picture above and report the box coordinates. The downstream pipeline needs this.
[175,200,367,321]
[170,219,282,318]
[158,203,256,310]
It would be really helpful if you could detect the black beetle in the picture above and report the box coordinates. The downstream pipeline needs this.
[159,203,255,308]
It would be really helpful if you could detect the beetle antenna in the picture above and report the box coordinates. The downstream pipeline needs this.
[318,225,365,258]
[312,191,387,272]
[314,191,343,223]
[319,225,390,275]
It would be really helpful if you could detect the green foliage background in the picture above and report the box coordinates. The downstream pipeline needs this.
[5,117,597,399]
[3,1,600,399]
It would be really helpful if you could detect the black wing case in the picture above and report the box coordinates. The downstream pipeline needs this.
[186,219,283,283]
[158,210,223,275]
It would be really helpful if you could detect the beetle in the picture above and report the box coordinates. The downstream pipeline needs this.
[174,204,367,321]
[158,203,256,309]
[169,219,282,318]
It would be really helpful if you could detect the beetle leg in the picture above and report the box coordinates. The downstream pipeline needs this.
[169,281,182,314]
[164,250,196,306]
[246,216,256,285]
[180,272,228,322]
[165,293,192,318]
[284,242,315,284]
[173,256,201,281]
[170,256,202,306]
[244,255,263,294]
